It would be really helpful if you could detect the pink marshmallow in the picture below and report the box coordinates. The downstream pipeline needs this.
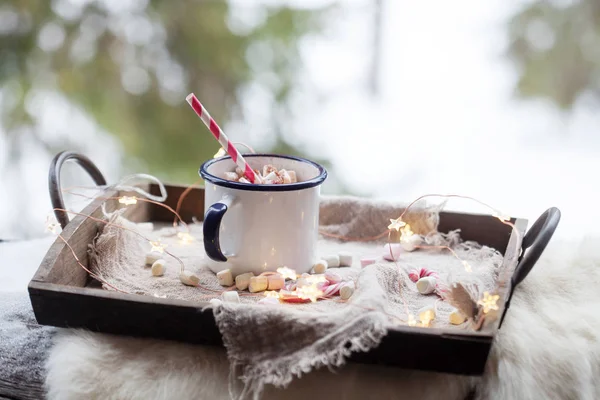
[382,243,402,261]
[360,257,377,267]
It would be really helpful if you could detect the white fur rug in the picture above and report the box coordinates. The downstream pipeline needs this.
[46,237,600,400]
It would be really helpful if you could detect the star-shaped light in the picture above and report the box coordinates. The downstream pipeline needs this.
[477,292,500,314]
[177,232,194,244]
[118,196,138,206]
[399,224,414,242]
[388,218,406,231]
[276,266,298,280]
[149,240,167,253]
[419,309,435,327]
[213,148,227,158]
[296,285,323,303]
[45,214,61,235]
[407,314,417,327]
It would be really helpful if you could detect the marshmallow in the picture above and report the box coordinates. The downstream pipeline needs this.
[267,274,285,290]
[416,276,437,294]
[235,167,244,177]
[382,243,402,261]
[249,276,268,293]
[323,255,340,268]
[145,252,161,266]
[223,291,240,303]
[263,164,277,177]
[312,260,328,274]
[179,271,200,287]
[238,177,250,184]
[151,259,166,276]
[209,298,222,306]
[279,169,292,184]
[263,171,281,184]
[360,257,377,267]
[325,271,342,284]
[401,235,422,252]
[340,281,355,300]
[288,170,297,183]
[223,172,239,181]
[217,269,234,287]
[449,309,467,325]
[338,252,353,267]
[235,272,254,291]
[259,297,280,305]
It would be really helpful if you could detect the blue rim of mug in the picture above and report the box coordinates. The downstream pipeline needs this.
[199,154,327,192]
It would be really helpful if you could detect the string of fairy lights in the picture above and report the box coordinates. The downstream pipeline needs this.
[46,148,515,330]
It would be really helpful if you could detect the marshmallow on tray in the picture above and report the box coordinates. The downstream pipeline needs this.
[360,257,377,267]
[338,252,353,267]
[151,259,166,276]
[340,281,355,300]
[217,269,234,287]
[179,271,200,287]
[382,243,402,261]
[312,260,328,274]
[416,276,437,294]
[267,274,285,290]
[145,252,161,266]
[235,272,254,291]
[249,276,268,293]
[223,291,240,303]
[323,255,340,268]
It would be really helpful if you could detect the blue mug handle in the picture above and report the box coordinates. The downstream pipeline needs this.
[203,195,234,262]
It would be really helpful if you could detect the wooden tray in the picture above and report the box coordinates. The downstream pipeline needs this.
[28,152,561,376]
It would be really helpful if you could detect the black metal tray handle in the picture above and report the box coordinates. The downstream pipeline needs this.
[499,207,561,327]
[49,151,107,229]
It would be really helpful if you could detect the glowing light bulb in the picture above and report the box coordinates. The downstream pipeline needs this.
[477,292,500,314]
[419,309,435,327]
[149,240,166,253]
[118,196,138,206]
[213,148,227,158]
[177,232,194,244]
[399,224,415,243]
[45,214,61,235]
[462,261,472,273]
[296,285,323,303]
[407,314,417,327]
[264,291,280,298]
[277,266,298,280]
[388,218,406,232]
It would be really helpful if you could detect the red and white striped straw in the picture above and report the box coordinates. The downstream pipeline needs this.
[186,93,258,183]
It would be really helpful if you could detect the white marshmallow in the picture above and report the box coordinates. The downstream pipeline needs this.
[238,177,250,184]
[235,272,254,291]
[263,171,278,182]
[382,243,402,261]
[262,165,277,176]
[340,281,355,300]
[401,235,423,252]
[416,276,437,294]
[145,252,161,266]
[323,255,340,268]
[179,271,200,287]
[449,309,467,325]
[338,252,353,267]
[312,260,328,274]
[223,291,240,303]
[235,167,244,177]
[288,170,297,183]
[217,269,234,287]
[279,169,292,184]
[223,172,239,181]
[151,259,166,276]
[249,276,268,293]
[209,298,222,306]
[267,274,285,290]
[325,271,342,284]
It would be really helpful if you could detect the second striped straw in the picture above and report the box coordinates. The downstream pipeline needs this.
[186,93,259,183]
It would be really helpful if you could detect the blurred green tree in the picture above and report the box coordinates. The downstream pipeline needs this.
[0,0,328,181]
[507,0,600,109]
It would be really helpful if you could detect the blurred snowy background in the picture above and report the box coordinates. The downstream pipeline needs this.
[1,0,599,240]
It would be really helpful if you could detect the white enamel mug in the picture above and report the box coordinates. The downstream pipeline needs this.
[199,154,327,277]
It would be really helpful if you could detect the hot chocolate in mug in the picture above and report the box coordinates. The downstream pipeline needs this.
[199,154,327,277]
